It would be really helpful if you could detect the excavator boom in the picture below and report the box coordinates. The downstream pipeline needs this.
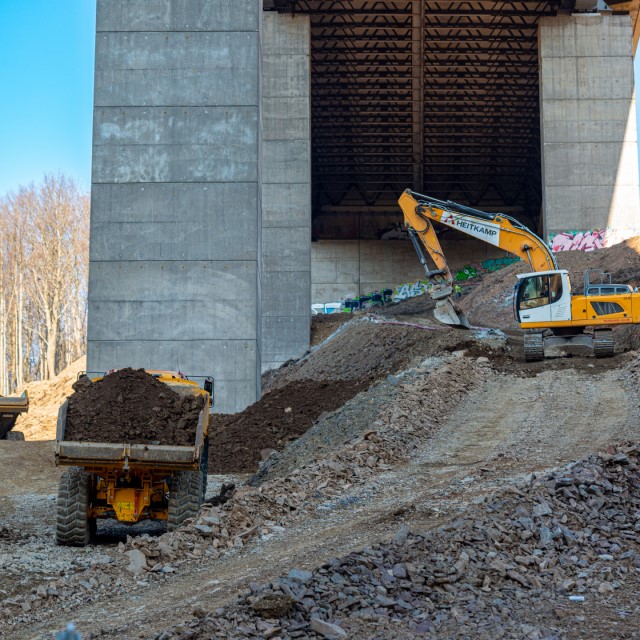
[399,190,557,274]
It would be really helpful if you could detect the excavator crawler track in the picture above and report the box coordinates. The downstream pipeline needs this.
[593,329,614,358]
[524,333,544,362]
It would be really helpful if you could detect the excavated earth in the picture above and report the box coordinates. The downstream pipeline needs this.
[65,368,204,446]
[3,241,640,639]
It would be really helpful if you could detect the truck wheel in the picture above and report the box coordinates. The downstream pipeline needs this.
[6,431,25,441]
[56,467,93,546]
[167,470,202,532]
[200,435,209,503]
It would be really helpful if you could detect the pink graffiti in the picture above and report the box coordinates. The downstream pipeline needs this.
[551,230,607,252]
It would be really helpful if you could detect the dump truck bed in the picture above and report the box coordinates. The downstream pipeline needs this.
[0,391,29,440]
[55,399,208,471]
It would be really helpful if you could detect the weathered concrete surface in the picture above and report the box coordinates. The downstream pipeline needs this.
[261,13,311,372]
[96,0,258,32]
[88,0,261,413]
[540,14,640,243]
[311,239,506,304]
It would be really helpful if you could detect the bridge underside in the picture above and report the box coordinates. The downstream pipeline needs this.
[267,0,639,238]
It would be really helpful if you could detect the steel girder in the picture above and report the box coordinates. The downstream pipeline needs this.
[266,1,569,231]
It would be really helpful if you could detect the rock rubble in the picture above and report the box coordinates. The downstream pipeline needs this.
[156,443,640,639]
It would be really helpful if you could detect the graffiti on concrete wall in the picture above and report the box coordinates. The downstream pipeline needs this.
[391,280,431,302]
[454,265,477,281]
[550,230,607,252]
[312,255,521,313]
[550,229,640,252]
[480,256,520,272]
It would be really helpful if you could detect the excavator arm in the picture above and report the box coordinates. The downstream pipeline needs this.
[398,190,558,328]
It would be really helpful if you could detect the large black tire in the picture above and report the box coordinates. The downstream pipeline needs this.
[56,467,93,546]
[167,470,202,532]
[6,431,25,441]
[200,435,209,503]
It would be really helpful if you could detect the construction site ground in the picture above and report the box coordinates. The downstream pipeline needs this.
[3,240,640,639]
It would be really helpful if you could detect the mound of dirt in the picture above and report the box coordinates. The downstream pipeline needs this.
[64,368,204,446]
[216,316,495,475]
[265,318,470,394]
[209,379,367,473]
[14,357,86,440]
[311,313,353,346]
[215,318,479,475]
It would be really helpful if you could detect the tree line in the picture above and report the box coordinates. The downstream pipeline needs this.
[0,174,89,394]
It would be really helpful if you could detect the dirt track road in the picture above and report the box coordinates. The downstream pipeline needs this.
[7,354,640,640]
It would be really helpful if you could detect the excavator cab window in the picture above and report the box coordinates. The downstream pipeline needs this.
[519,275,550,310]
[517,273,564,312]
[549,273,562,302]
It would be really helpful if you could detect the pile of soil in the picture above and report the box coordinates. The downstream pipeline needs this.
[310,313,353,347]
[266,319,465,394]
[14,357,86,440]
[216,319,482,475]
[209,379,367,473]
[65,368,204,446]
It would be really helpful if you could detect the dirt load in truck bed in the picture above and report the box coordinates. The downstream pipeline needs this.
[64,368,205,446]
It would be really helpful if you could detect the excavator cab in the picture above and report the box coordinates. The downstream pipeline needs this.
[514,270,572,325]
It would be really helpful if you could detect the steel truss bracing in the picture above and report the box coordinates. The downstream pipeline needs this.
[267,1,565,236]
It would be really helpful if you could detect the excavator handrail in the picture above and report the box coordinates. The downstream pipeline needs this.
[408,191,530,230]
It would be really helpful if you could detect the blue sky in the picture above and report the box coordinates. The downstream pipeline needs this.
[0,0,95,195]
[0,4,638,198]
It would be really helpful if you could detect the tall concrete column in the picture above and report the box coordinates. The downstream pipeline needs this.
[539,14,640,250]
[88,0,261,412]
[261,13,311,371]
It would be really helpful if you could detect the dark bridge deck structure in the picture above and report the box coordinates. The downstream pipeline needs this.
[266,1,639,236]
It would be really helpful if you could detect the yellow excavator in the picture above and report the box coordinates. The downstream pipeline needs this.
[398,189,640,361]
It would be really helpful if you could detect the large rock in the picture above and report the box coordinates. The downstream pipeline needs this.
[126,549,148,574]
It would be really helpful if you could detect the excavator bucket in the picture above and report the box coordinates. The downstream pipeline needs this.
[434,298,471,329]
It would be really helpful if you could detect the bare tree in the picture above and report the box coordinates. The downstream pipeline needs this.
[0,174,89,388]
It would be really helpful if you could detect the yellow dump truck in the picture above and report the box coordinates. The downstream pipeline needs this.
[55,370,213,546]
[0,391,29,441]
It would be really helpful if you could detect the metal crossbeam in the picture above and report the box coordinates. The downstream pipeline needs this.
[267,0,569,229]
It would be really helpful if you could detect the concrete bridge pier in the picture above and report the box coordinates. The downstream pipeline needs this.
[539,13,640,250]
[87,2,311,413]
[261,13,312,373]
